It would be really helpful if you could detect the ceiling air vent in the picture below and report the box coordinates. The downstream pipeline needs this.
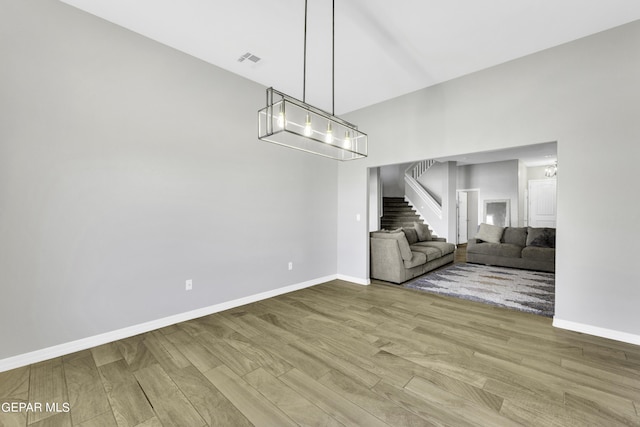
[238,52,261,63]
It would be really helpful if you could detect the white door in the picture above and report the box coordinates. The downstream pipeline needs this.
[457,191,468,244]
[529,179,557,227]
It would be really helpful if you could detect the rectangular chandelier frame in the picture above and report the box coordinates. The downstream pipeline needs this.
[258,88,368,161]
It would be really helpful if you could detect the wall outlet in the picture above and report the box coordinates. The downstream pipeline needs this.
[185,279,193,291]
[288,262,293,271]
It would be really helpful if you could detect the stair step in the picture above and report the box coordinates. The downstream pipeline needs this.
[380,197,431,231]
[384,206,413,211]
[383,207,417,213]
[383,211,418,217]
[381,217,421,221]
[382,217,421,221]
[381,223,421,229]
[383,206,416,211]
[382,216,420,222]
[382,209,419,215]
[383,203,413,210]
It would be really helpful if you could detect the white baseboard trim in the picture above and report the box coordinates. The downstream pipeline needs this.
[0,275,335,373]
[553,318,640,346]
[336,274,370,286]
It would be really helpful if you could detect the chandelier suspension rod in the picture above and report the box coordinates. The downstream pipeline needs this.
[301,0,335,113]
[332,0,335,115]
[303,0,308,103]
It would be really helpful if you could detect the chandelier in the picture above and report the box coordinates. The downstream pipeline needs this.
[545,162,557,177]
[258,0,367,161]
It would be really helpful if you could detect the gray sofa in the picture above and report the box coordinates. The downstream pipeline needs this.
[370,223,455,284]
[466,224,555,272]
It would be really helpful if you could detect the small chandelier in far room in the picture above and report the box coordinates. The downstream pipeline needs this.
[545,162,558,177]
[257,0,367,161]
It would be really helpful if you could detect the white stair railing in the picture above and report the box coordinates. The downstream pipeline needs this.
[404,159,445,237]
[406,159,436,180]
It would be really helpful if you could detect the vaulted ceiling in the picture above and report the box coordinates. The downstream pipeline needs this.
[60,0,640,115]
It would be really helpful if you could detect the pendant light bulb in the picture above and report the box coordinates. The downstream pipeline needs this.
[325,122,333,143]
[344,131,351,148]
[304,114,312,136]
[277,104,286,128]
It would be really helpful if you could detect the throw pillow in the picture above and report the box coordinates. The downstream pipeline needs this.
[503,227,527,247]
[414,222,432,241]
[402,227,419,245]
[475,223,504,244]
[527,227,556,248]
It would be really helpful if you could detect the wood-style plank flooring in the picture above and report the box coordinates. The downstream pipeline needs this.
[2,276,640,426]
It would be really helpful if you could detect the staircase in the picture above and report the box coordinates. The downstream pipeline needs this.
[380,197,424,229]
[403,159,444,238]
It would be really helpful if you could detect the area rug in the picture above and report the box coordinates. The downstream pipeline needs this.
[405,263,555,317]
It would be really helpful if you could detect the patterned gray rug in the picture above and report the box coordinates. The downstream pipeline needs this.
[405,263,555,317]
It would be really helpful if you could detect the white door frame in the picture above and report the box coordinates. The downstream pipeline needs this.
[456,189,480,244]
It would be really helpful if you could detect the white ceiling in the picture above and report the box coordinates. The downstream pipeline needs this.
[59,0,640,115]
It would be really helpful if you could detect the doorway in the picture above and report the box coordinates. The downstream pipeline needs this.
[457,189,479,244]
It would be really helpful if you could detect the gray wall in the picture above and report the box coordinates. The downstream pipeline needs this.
[379,163,406,198]
[0,0,338,360]
[457,160,520,227]
[340,21,640,337]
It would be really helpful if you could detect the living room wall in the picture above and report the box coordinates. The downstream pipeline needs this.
[339,21,640,342]
[457,160,520,227]
[379,163,406,198]
[0,0,338,361]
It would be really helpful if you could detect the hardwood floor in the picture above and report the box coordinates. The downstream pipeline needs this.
[455,243,467,264]
[2,278,640,426]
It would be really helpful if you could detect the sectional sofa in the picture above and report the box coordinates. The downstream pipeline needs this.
[466,223,556,272]
[370,223,455,284]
